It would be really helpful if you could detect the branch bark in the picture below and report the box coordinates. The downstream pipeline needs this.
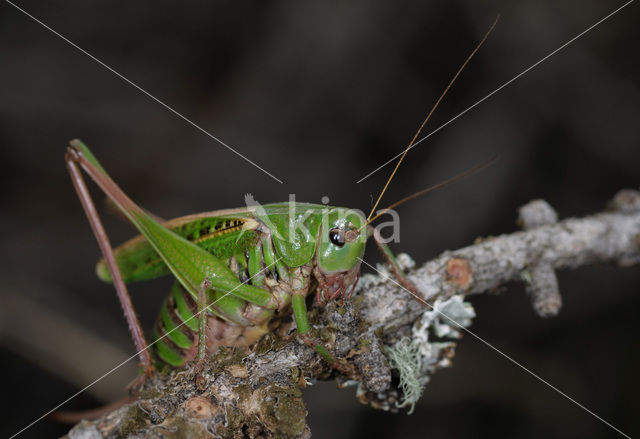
[66,190,640,439]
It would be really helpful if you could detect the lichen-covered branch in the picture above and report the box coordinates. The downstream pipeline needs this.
[66,190,640,439]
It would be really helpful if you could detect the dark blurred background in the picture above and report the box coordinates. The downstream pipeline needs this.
[1,1,638,438]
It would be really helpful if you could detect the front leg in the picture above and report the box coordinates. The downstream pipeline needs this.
[369,226,426,304]
[291,293,355,375]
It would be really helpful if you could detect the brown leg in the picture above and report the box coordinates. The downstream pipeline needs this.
[193,280,211,391]
[50,395,136,424]
[369,226,426,304]
[66,150,153,375]
[196,279,211,362]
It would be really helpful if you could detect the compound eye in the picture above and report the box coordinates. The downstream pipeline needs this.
[329,228,345,247]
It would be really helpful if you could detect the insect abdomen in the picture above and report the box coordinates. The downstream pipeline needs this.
[152,282,198,367]
[151,235,289,368]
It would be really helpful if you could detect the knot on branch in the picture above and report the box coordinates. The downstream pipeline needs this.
[445,258,473,289]
[517,199,562,317]
[609,188,640,213]
[518,199,558,229]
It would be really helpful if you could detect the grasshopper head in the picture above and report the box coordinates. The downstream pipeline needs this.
[313,208,367,304]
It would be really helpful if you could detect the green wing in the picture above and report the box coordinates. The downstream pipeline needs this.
[99,202,334,282]
[97,210,258,283]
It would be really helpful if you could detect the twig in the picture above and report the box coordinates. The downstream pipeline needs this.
[65,189,640,439]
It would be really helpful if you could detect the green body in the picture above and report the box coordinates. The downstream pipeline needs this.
[97,203,354,285]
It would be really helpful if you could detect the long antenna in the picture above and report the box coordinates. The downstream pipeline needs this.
[364,15,500,224]
[362,156,497,227]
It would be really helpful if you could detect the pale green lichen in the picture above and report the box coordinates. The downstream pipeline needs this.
[387,295,476,413]
[386,337,423,414]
